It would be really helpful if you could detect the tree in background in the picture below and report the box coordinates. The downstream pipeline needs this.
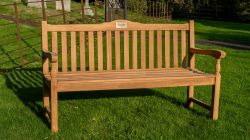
[171,0,250,22]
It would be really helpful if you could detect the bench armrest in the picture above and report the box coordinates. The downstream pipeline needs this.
[190,48,226,59]
[42,51,58,63]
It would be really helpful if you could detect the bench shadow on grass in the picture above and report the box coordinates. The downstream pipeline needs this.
[4,68,210,129]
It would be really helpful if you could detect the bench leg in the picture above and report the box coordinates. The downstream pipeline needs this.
[212,75,221,120]
[43,82,50,120]
[51,81,58,133]
[187,86,194,109]
[43,82,50,108]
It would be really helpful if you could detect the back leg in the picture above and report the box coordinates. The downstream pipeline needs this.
[43,79,50,117]
[187,86,194,109]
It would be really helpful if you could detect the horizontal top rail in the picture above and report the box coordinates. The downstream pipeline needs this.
[44,20,190,32]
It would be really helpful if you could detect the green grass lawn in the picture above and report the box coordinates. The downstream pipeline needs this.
[1,44,250,139]
[1,1,250,139]
[194,19,250,45]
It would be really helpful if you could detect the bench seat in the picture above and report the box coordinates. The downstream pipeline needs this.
[44,68,215,92]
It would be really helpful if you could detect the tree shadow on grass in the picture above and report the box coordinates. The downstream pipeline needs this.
[4,68,210,129]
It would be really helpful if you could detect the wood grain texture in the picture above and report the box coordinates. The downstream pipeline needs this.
[165,31,170,68]
[189,20,195,69]
[79,32,86,71]
[115,31,120,70]
[88,31,95,71]
[97,31,103,71]
[173,30,178,68]
[106,31,112,70]
[157,31,162,68]
[181,30,186,67]
[50,79,58,132]
[124,31,129,70]
[71,32,77,72]
[132,31,137,69]
[42,21,49,74]
[188,20,195,110]
[61,32,68,72]
[190,48,226,59]
[140,31,146,69]
[42,20,227,133]
[46,20,190,32]
[212,59,222,120]
[52,32,58,72]
[149,30,154,69]
[46,70,215,92]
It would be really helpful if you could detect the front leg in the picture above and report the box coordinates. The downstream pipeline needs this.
[50,79,58,133]
[211,59,222,120]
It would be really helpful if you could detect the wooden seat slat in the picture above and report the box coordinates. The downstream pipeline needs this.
[45,73,213,82]
[56,77,215,92]
[44,69,215,92]
[44,69,213,84]
[45,68,204,76]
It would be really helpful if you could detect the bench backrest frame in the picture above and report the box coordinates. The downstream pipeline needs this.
[42,20,195,74]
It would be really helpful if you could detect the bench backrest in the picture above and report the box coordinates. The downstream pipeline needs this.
[42,20,195,74]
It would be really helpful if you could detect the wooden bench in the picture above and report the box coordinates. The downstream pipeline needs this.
[42,20,226,132]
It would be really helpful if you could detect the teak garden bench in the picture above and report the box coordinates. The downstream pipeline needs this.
[42,20,226,132]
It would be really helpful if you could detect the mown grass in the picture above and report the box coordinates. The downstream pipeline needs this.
[1,44,250,139]
[195,19,250,45]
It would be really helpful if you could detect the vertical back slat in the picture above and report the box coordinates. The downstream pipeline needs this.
[79,32,85,71]
[71,32,77,72]
[97,31,103,71]
[181,30,186,67]
[173,30,178,68]
[132,31,137,69]
[88,31,95,71]
[189,20,195,69]
[157,30,162,68]
[115,31,120,70]
[124,31,129,70]
[106,31,112,70]
[61,32,68,72]
[42,21,49,74]
[141,31,146,69]
[52,32,58,72]
[165,31,170,68]
[149,30,154,69]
